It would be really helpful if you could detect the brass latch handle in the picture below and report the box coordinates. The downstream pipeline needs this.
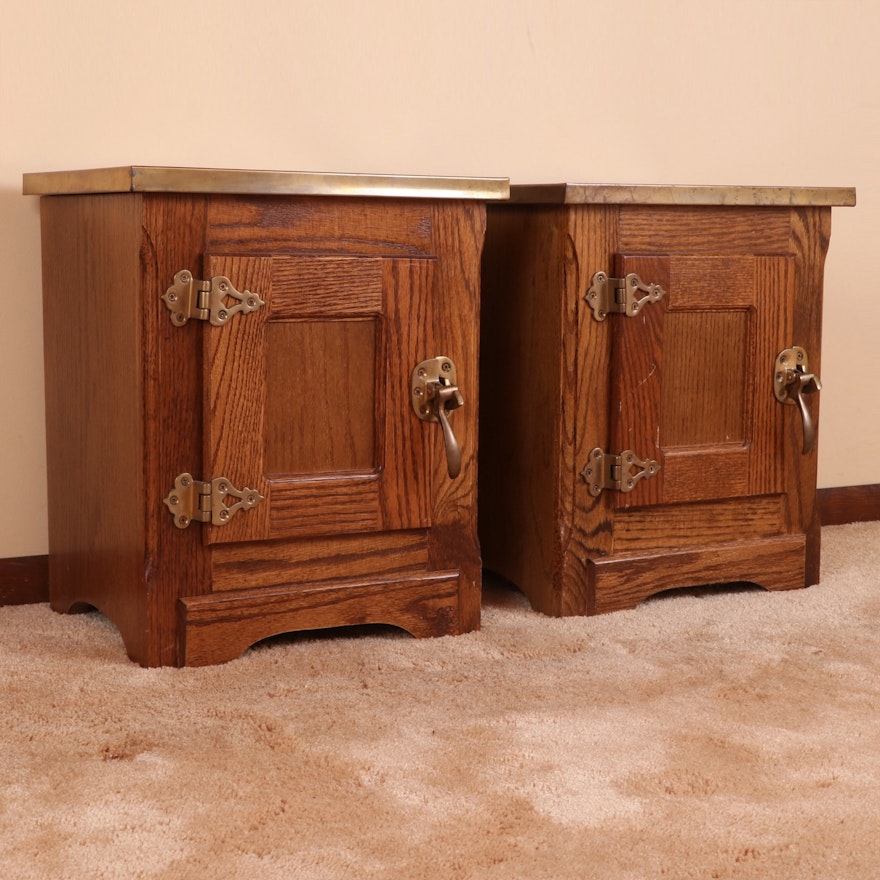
[411,357,464,479]
[774,347,822,454]
[434,384,464,478]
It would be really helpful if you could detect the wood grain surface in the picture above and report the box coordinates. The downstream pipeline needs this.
[36,191,486,665]
[480,200,836,618]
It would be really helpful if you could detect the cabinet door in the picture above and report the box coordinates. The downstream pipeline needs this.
[610,253,794,509]
[202,254,435,544]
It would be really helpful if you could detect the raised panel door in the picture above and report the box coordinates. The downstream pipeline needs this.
[610,252,794,509]
[203,254,435,545]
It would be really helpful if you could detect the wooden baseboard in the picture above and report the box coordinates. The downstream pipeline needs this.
[0,486,877,607]
[0,555,49,605]
[818,484,880,526]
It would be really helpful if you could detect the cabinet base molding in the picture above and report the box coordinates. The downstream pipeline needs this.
[817,484,880,526]
[588,535,806,615]
[178,571,464,667]
[0,556,49,605]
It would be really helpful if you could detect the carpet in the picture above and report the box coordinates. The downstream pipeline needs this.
[2,522,879,879]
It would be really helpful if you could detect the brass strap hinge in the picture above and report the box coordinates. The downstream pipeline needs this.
[163,473,264,529]
[162,270,266,327]
[581,448,660,496]
[585,271,666,322]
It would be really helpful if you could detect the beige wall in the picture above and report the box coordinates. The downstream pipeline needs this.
[0,0,876,558]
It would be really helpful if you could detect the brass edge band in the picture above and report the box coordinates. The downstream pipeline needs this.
[508,183,856,207]
[23,166,510,200]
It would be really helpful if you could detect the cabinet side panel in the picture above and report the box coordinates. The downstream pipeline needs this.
[41,194,147,659]
[566,205,619,614]
[429,201,486,632]
[142,195,212,665]
[789,207,832,585]
[480,205,567,614]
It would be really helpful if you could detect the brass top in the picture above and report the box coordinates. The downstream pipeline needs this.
[22,165,510,200]
[508,183,856,207]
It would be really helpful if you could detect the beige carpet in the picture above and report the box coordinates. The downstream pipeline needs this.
[2,522,880,879]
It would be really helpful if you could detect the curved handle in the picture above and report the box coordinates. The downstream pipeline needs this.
[791,372,820,455]
[436,403,462,479]
[411,357,465,479]
[774,347,821,455]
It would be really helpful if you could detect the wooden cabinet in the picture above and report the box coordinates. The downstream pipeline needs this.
[479,184,855,617]
[25,166,508,666]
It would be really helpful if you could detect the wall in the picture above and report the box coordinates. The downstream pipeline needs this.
[0,0,876,558]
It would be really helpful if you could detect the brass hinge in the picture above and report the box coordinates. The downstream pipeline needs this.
[163,473,264,529]
[162,270,266,327]
[580,448,660,496]
[585,271,666,322]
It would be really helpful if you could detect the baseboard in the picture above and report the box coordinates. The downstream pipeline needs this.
[0,555,49,605]
[818,484,880,526]
[1,487,878,607]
